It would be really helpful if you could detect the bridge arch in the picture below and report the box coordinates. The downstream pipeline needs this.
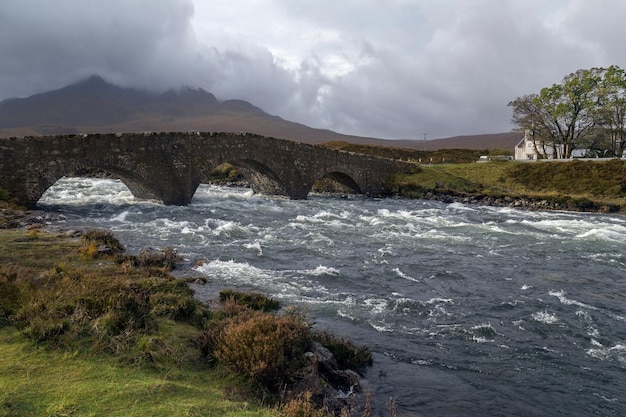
[222,159,288,197]
[312,172,362,195]
[21,147,186,207]
[26,161,167,207]
[0,132,416,208]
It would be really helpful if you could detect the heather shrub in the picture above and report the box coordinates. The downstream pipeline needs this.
[19,315,70,344]
[132,275,203,323]
[313,330,373,371]
[219,288,280,312]
[0,187,9,201]
[149,291,198,321]
[88,281,158,337]
[80,229,124,258]
[0,267,23,327]
[136,247,181,270]
[195,297,260,364]
[280,392,331,417]
[10,268,182,354]
[134,334,176,366]
[214,312,312,393]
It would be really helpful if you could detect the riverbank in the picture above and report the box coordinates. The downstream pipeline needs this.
[6,180,626,416]
[390,159,626,214]
[0,227,378,417]
[419,189,624,213]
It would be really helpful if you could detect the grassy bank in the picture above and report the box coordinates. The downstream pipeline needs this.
[0,229,375,417]
[0,230,276,417]
[389,159,626,213]
[0,326,270,417]
[322,141,496,164]
[319,141,626,212]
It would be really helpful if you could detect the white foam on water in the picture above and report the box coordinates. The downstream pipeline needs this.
[299,265,340,277]
[193,184,255,202]
[111,210,131,222]
[193,259,345,306]
[549,290,598,311]
[469,323,498,343]
[368,319,394,333]
[363,297,389,315]
[375,208,461,229]
[518,216,626,245]
[586,342,626,362]
[146,218,194,230]
[359,214,385,226]
[532,311,559,324]
[405,228,472,244]
[447,202,477,212]
[378,247,394,256]
[293,210,355,231]
[425,297,454,304]
[303,232,334,247]
[192,259,302,297]
[194,259,272,281]
[393,267,419,282]
[40,177,135,206]
[427,303,453,320]
[212,220,251,237]
[575,225,626,243]
[244,241,263,256]
[336,309,357,321]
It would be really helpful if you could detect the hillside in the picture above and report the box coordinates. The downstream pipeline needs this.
[0,76,520,150]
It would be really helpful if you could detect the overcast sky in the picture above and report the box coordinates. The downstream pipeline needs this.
[1,0,625,139]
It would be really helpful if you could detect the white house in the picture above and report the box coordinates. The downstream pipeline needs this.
[514,130,586,160]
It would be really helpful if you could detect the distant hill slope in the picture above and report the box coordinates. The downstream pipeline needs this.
[412,132,522,151]
[0,76,520,150]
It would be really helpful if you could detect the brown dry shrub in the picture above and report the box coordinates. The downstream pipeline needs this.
[214,312,312,392]
[0,266,23,326]
[313,330,373,372]
[280,392,331,417]
[79,229,124,258]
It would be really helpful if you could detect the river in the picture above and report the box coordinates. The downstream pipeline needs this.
[39,178,626,417]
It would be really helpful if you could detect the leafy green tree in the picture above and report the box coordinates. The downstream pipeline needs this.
[593,65,626,156]
[509,69,599,158]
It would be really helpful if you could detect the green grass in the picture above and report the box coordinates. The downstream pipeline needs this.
[431,163,514,192]
[388,168,481,198]
[393,160,626,211]
[0,229,378,416]
[321,141,488,164]
[321,141,626,210]
[505,159,626,198]
[0,326,274,417]
[0,230,280,417]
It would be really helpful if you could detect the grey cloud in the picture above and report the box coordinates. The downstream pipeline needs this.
[0,0,202,95]
[1,0,626,139]
[0,0,299,125]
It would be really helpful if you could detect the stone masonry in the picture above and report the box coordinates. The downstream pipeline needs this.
[0,132,416,208]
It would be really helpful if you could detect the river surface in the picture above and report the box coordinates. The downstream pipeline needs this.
[39,178,626,417]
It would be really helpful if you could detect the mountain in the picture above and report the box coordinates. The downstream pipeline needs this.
[0,76,521,150]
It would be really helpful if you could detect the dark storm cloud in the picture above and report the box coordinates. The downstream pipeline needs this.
[0,1,197,94]
[2,0,626,139]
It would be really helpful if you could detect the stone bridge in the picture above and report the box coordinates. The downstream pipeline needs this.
[0,132,416,208]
